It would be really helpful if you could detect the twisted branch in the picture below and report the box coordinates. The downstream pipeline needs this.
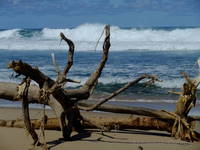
[60,32,75,76]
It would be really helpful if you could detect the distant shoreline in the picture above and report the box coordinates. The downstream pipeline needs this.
[0,98,200,116]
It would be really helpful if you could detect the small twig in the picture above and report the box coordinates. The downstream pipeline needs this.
[168,91,182,95]
[66,78,81,84]
[90,80,98,95]
[51,53,60,74]
[94,28,104,51]
[180,72,193,85]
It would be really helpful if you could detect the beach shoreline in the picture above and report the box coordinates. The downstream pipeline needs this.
[1,99,199,116]
[0,107,199,150]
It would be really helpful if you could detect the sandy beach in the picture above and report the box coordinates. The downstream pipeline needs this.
[0,107,199,150]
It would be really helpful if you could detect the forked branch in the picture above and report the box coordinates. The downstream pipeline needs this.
[52,33,76,88]
[82,25,110,93]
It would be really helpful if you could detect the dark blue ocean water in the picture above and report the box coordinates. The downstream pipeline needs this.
[0,50,199,102]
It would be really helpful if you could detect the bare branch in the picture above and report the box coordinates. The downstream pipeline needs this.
[66,78,81,84]
[60,32,74,76]
[180,72,193,85]
[82,25,110,92]
[168,91,182,95]
[8,60,54,88]
[51,53,60,73]
[79,74,160,111]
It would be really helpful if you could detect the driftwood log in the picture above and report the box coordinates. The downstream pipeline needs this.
[0,25,199,145]
[0,112,172,132]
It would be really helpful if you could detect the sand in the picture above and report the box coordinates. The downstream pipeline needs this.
[0,107,199,150]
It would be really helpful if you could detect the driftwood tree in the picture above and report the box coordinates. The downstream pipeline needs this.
[1,25,159,143]
[0,25,199,147]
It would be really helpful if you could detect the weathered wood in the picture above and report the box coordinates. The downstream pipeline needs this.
[174,72,197,117]
[0,81,174,120]
[0,81,199,123]
[79,74,160,111]
[6,25,111,140]
[0,112,172,132]
[21,78,40,146]
[78,101,175,120]
[0,81,200,141]
[7,26,111,103]
[60,32,74,76]
[81,25,110,93]
[169,72,200,141]
[1,111,199,138]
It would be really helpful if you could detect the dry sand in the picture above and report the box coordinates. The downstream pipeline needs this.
[0,107,199,150]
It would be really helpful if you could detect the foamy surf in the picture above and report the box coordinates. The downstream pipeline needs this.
[0,23,200,51]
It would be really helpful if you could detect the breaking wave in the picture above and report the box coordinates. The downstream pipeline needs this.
[0,23,200,51]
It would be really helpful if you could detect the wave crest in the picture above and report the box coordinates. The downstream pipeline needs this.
[0,23,200,51]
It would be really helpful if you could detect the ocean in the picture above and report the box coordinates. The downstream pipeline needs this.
[0,23,200,115]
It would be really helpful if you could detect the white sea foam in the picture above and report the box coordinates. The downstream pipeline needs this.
[0,23,200,51]
[0,29,20,39]
[61,77,195,89]
[157,79,184,88]
[0,68,197,89]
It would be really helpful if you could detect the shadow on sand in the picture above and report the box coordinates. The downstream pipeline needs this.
[46,129,188,150]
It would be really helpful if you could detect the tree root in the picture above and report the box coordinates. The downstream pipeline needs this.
[162,110,200,141]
